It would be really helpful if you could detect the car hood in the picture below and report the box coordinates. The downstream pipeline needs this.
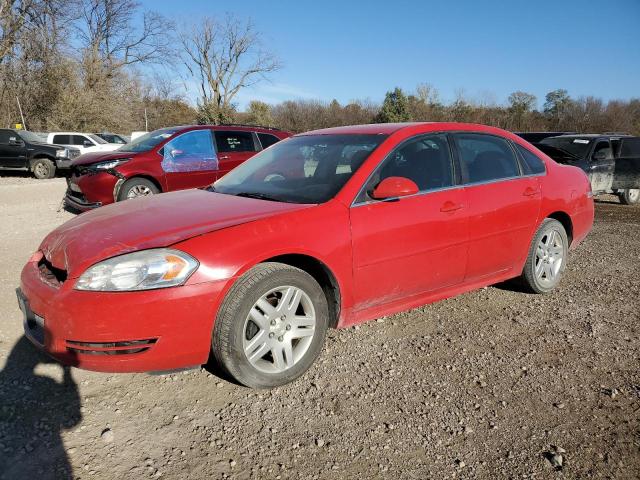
[71,150,137,166]
[40,189,312,276]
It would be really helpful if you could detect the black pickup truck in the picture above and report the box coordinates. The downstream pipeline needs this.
[0,129,80,179]
[536,134,640,205]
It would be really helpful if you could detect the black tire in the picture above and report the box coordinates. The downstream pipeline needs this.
[31,157,55,179]
[618,189,640,205]
[520,218,568,294]
[212,262,329,388]
[117,177,159,201]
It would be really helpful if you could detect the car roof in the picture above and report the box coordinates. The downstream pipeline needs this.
[170,124,289,134]
[298,122,514,137]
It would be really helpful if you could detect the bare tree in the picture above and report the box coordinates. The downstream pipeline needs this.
[180,15,281,124]
[77,0,171,87]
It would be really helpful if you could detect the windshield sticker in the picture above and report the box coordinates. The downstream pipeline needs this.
[573,139,590,144]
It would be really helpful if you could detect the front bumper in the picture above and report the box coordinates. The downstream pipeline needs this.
[19,254,226,372]
[64,171,119,211]
[55,159,73,169]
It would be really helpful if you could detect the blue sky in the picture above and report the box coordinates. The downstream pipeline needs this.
[144,0,640,109]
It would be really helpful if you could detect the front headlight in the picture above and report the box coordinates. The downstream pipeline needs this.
[75,249,199,292]
[56,148,69,158]
[92,159,129,170]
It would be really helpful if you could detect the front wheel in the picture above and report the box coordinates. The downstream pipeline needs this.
[618,188,640,205]
[31,157,55,179]
[213,262,329,388]
[520,219,568,294]
[117,178,159,201]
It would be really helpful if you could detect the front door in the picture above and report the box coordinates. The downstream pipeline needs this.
[214,130,259,178]
[452,133,541,281]
[350,133,468,311]
[0,130,28,168]
[162,129,219,191]
[588,140,615,193]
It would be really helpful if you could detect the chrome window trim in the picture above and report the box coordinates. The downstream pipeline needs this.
[351,172,546,208]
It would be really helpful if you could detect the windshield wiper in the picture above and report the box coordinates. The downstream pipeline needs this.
[235,191,282,202]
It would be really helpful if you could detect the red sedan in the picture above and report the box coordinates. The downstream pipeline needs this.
[64,125,291,211]
[19,123,594,388]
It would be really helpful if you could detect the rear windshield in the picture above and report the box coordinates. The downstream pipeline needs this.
[118,127,181,153]
[539,137,592,159]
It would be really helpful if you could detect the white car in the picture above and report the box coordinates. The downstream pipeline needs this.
[47,132,121,154]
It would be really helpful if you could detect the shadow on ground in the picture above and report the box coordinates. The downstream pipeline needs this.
[0,336,81,480]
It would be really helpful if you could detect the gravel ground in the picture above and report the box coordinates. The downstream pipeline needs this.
[0,176,638,479]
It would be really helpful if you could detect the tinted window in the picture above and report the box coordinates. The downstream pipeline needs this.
[363,134,453,199]
[0,130,11,144]
[619,138,640,158]
[540,137,591,159]
[258,133,280,149]
[161,130,218,172]
[215,131,256,153]
[455,134,520,183]
[52,134,70,144]
[214,134,386,204]
[516,144,546,174]
[72,135,91,146]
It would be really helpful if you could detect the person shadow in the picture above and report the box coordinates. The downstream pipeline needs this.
[0,336,81,480]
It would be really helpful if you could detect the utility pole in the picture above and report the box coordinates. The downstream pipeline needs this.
[144,108,148,131]
[16,96,26,129]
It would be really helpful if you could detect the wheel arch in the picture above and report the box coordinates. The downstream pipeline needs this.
[545,211,574,245]
[261,253,342,329]
[114,174,163,201]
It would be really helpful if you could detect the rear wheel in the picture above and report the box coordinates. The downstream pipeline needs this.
[31,157,55,179]
[520,218,568,294]
[117,178,159,201]
[213,262,329,388]
[618,188,640,205]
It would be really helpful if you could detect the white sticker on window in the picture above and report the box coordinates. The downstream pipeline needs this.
[573,139,590,144]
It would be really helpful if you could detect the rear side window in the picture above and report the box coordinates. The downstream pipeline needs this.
[215,131,256,153]
[619,138,640,157]
[516,144,546,174]
[52,134,70,144]
[454,134,520,184]
[258,133,281,149]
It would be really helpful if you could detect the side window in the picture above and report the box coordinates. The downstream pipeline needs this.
[0,130,11,144]
[258,133,280,149]
[161,130,218,173]
[72,135,91,146]
[362,134,454,200]
[215,131,256,153]
[618,138,640,158]
[52,134,70,144]
[592,140,612,161]
[454,134,520,184]
[516,144,546,175]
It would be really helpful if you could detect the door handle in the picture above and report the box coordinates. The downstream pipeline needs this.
[523,187,540,197]
[440,201,463,213]
[219,155,230,160]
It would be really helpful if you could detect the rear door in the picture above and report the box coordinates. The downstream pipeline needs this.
[0,130,28,167]
[162,129,219,191]
[214,130,259,178]
[350,133,468,311]
[453,133,541,281]
[612,138,640,189]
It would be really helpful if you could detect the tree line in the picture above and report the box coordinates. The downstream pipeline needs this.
[1,1,638,135]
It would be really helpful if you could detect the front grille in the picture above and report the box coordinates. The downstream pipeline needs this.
[66,338,157,355]
[38,257,67,288]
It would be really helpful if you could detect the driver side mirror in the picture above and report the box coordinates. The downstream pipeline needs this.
[8,137,23,146]
[83,140,93,147]
[370,176,419,200]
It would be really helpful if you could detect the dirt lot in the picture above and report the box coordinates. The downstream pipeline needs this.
[0,176,638,480]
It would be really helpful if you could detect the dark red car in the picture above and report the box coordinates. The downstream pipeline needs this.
[19,123,594,388]
[64,125,291,211]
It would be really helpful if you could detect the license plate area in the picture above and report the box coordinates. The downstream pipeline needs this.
[17,289,45,346]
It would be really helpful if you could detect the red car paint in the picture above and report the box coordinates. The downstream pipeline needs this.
[65,125,291,211]
[19,123,594,373]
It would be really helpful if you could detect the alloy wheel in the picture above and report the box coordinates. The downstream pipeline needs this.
[242,285,316,373]
[127,185,152,198]
[535,229,564,287]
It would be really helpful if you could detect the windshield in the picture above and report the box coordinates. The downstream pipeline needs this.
[17,130,45,143]
[214,134,387,204]
[539,137,592,159]
[117,127,180,153]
